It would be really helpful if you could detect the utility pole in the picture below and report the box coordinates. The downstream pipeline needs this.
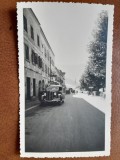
[50,56,51,83]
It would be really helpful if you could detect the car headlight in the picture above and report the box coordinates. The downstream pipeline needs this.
[58,93,61,97]
[54,92,56,96]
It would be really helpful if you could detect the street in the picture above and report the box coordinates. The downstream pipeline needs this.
[25,94,105,152]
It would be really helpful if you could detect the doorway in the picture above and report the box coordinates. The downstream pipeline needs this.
[26,77,30,99]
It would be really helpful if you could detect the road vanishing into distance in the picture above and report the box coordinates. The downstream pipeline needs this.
[25,94,105,152]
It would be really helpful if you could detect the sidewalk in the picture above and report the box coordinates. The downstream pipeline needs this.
[25,99,40,110]
[73,93,107,113]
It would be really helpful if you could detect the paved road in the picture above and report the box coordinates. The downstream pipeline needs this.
[25,94,105,152]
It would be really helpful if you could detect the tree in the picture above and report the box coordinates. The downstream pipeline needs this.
[80,11,108,92]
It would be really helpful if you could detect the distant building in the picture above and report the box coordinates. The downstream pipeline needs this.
[23,8,55,100]
[54,67,65,85]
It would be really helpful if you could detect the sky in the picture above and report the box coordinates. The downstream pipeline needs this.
[31,3,109,86]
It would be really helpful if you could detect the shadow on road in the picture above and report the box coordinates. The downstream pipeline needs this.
[25,102,64,118]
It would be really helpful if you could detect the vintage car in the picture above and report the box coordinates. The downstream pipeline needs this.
[40,85,65,105]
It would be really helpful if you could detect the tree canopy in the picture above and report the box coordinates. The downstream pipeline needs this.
[80,11,108,92]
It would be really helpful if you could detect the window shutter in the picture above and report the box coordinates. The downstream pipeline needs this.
[38,56,40,68]
[42,62,44,71]
[40,58,42,68]
[31,51,34,64]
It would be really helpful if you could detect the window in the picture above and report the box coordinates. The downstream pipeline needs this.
[48,52,49,61]
[51,59,54,66]
[46,66,47,74]
[44,48,46,57]
[38,56,42,68]
[45,64,47,74]
[47,50,49,60]
[30,26,34,40]
[50,56,51,63]
[31,50,38,65]
[48,67,49,75]
[59,87,62,91]
[51,59,53,65]
[34,53,38,65]
[46,50,48,58]
[24,44,29,60]
[23,16,27,32]
[37,35,40,46]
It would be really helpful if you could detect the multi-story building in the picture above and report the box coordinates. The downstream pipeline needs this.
[40,27,55,88]
[23,8,55,100]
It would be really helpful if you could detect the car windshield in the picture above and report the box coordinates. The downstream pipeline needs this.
[46,86,61,92]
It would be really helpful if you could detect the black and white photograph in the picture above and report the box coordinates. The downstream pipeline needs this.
[17,2,114,158]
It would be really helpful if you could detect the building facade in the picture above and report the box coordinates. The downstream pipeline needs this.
[23,8,65,101]
[55,67,65,85]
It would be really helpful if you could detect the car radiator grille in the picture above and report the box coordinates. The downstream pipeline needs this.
[46,91,54,100]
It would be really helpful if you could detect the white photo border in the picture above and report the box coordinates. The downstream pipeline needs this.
[17,2,114,158]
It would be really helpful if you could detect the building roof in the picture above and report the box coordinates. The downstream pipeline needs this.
[29,8,41,26]
[29,8,55,56]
